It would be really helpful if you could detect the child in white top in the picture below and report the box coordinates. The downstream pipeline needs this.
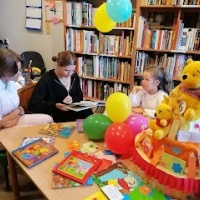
[129,65,174,118]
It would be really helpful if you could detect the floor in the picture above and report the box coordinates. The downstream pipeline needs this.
[0,165,45,200]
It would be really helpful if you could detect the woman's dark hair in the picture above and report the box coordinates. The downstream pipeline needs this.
[52,51,76,67]
[0,48,22,77]
[145,65,174,94]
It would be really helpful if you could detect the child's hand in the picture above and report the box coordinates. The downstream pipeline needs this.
[131,86,145,94]
[63,95,72,104]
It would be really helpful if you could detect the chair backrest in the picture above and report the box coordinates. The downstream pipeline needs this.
[21,51,46,74]
[18,82,37,113]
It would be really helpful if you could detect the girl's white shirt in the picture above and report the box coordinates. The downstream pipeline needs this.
[0,79,19,120]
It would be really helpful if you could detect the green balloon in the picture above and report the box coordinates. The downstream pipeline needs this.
[83,113,112,140]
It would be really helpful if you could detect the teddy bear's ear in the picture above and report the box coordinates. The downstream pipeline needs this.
[186,58,193,65]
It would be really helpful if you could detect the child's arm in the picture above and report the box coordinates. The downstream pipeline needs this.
[129,87,144,108]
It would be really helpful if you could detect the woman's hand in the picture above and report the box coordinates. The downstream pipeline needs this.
[131,86,145,94]
[63,95,72,104]
[56,103,69,111]
[0,115,20,128]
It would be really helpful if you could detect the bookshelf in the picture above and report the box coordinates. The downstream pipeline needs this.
[63,0,136,101]
[133,1,200,85]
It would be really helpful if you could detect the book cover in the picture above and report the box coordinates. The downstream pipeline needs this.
[92,162,142,194]
[12,139,59,168]
[20,136,55,147]
[52,173,93,189]
[76,119,84,133]
[83,190,108,200]
[65,100,105,112]
[52,150,101,184]
[129,182,171,200]
[39,123,75,138]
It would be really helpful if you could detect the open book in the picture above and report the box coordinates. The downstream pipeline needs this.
[65,101,105,112]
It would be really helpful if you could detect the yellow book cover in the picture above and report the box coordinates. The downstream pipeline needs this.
[83,191,108,200]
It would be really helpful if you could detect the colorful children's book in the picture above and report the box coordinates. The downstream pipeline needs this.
[92,162,142,194]
[83,190,108,200]
[12,139,59,168]
[81,141,101,154]
[39,123,75,138]
[20,136,55,147]
[52,173,93,189]
[129,182,171,200]
[76,119,84,133]
[52,150,101,184]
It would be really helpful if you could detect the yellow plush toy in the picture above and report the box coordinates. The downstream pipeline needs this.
[149,103,173,140]
[170,59,200,122]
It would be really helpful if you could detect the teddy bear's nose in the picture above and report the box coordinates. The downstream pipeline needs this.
[154,113,157,117]
[182,75,187,80]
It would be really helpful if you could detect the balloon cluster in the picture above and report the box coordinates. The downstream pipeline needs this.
[83,92,148,155]
[94,0,132,33]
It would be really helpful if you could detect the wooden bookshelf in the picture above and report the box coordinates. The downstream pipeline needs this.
[62,0,136,101]
[132,1,200,84]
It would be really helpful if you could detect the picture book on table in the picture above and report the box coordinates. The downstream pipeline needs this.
[92,162,142,194]
[12,139,59,168]
[52,173,93,189]
[129,182,171,200]
[52,150,101,184]
[76,119,84,133]
[83,190,108,200]
[39,123,75,138]
[20,136,55,147]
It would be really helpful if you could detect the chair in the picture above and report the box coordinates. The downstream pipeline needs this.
[21,51,46,75]
[0,150,9,190]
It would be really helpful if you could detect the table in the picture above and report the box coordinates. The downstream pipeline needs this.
[0,123,132,200]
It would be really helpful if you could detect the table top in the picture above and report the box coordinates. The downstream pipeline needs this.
[0,123,132,200]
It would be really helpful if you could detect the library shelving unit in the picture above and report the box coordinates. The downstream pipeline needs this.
[62,0,136,101]
[133,0,200,85]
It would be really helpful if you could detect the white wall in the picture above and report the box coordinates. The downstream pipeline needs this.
[0,0,65,70]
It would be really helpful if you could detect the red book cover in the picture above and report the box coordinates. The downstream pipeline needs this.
[52,151,101,184]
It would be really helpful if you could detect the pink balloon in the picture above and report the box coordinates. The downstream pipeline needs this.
[124,114,148,137]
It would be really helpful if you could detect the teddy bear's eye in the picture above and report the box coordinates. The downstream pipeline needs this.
[193,74,195,76]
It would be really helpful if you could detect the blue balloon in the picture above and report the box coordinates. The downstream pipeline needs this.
[106,0,132,23]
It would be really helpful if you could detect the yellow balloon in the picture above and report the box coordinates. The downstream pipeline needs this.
[106,92,132,122]
[94,3,116,33]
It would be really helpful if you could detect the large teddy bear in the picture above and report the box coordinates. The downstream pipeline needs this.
[170,59,200,122]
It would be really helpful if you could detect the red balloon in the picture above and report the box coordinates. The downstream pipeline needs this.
[105,122,134,155]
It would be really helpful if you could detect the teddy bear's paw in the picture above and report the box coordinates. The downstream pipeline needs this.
[184,108,196,121]
[160,119,167,127]
[154,130,166,140]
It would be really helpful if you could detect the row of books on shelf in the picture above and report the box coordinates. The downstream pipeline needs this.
[66,1,135,28]
[176,25,200,51]
[141,0,200,5]
[66,29,134,56]
[81,79,130,100]
[77,56,131,82]
[66,1,94,26]
[135,51,193,77]
[141,25,173,50]
[137,16,200,52]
